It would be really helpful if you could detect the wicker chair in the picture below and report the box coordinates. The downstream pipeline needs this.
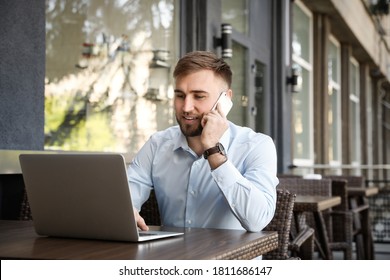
[323,175,374,259]
[139,190,161,225]
[288,224,315,260]
[277,177,353,260]
[19,188,32,220]
[262,189,297,260]
[328,179,353,259]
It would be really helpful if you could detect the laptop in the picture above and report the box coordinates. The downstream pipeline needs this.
[19,153,183,242]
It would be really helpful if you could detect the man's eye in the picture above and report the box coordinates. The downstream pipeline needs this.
[175,94,185,99]
[195,95,206,100]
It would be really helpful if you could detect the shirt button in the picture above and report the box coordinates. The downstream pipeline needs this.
[187,220,192,224]
[190,190,195,195]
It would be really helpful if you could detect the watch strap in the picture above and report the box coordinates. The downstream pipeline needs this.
[203,143,225,159]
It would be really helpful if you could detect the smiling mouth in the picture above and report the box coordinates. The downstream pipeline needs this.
[183,115,198,120]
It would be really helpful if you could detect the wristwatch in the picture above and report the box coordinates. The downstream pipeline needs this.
[203,142,227,159]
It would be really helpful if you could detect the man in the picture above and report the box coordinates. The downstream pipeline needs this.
[128,51,278,232]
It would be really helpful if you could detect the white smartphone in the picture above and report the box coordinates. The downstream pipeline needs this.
[211,91,233,116]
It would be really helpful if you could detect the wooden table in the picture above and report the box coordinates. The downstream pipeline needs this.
[0,220,278,260]
[348,187,379,197]
[293,195,341,260]
[294,195,341,212]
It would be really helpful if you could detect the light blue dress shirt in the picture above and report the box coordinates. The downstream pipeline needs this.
[127,122,278,232]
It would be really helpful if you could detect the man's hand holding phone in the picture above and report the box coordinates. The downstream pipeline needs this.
[200,91,232,150]
[200,91,232,168]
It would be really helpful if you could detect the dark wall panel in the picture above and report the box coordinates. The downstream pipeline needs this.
[0,0,45,150]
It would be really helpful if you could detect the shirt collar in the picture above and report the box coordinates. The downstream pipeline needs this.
[173,123,231,153]
[173,130,189,151]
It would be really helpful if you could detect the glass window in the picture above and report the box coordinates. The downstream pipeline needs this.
[221,0,249,34]
[292,2,313,165]
[350,58,361,167]
[45,0,179,159]
[327,37,341,165]
[292,64,311,159]
[292,4,311,62]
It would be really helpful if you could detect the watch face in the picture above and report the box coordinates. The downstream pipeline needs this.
[217,143,226,155]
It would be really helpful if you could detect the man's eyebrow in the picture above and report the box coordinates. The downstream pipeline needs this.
[191,90,208,94]
[174,89,209,94]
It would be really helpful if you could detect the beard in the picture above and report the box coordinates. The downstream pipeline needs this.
[176,116,203,137]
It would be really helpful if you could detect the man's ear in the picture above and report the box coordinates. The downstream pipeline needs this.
[227,89,233,99]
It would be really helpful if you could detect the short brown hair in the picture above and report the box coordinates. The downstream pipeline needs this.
[173,51,232,87]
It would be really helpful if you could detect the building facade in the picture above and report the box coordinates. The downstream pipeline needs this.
[1,0,389,180]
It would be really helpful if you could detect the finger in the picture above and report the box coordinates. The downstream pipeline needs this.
[134,207,149,231]
[201,114,208,127]
[216,103,226,118]
[137,216,149,231]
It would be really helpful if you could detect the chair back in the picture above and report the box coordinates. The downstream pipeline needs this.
[19,189,32,220]
[330,179,349,211]
[278,177,353,259]
[328,179,352,246]
[277,177,332,231]
[277,178,332,196]
[323,175,365,188]
[139,190,161,225]
[263,189,296,260]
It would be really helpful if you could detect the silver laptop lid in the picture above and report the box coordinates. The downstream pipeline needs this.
[19,153,182,242]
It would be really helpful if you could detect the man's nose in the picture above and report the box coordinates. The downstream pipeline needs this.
[183,97,194,112]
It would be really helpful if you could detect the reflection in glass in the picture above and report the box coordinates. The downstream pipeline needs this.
[292,4,311,61]
[349,60,360,166]
[221,0,249,34]
[327,38,341,164]
[44,0,178,159]
[292,3,312,163]
[292,66,311,159]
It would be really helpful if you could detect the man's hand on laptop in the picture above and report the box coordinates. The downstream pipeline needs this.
[134,207,149,231]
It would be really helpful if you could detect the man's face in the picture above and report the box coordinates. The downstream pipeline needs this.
[174,70,227,137]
